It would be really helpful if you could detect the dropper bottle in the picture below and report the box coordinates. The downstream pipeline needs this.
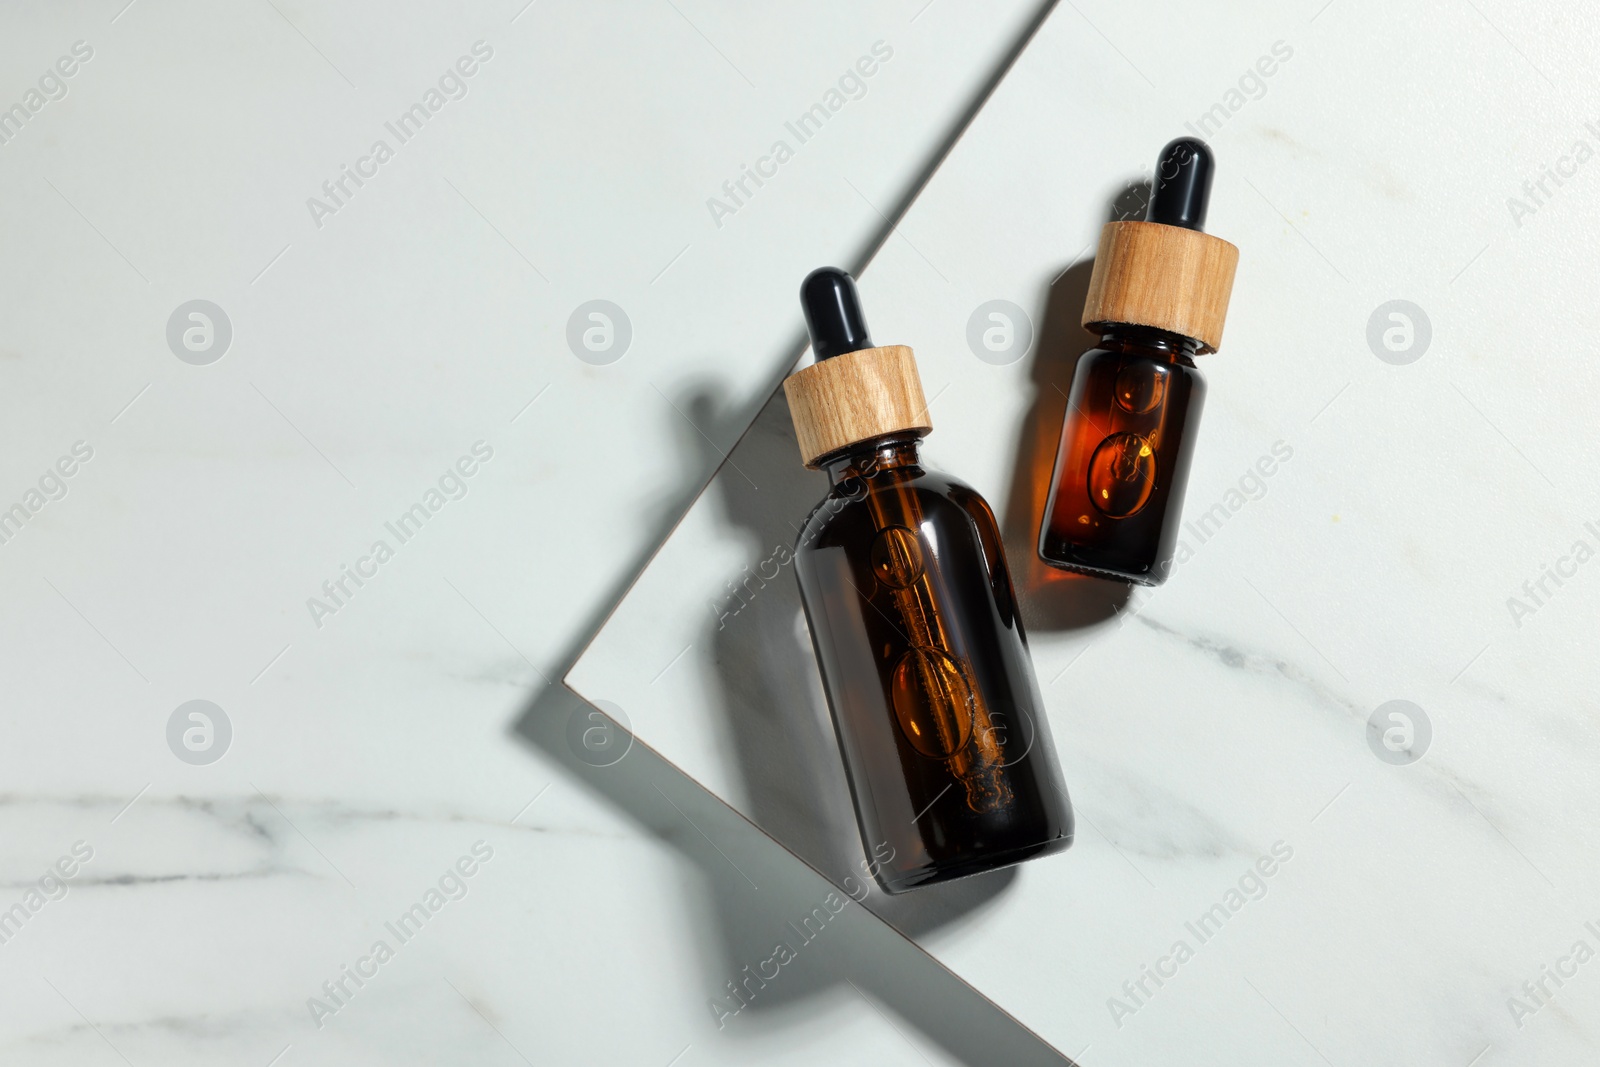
[786,267,1073,894]
[1039,138,1240,584]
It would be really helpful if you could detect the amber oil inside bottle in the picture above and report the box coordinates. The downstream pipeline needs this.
[1038,324,1204,585]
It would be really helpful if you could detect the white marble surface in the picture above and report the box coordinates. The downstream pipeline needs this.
[0,1,1059,1064]
[571,1,1600,1063]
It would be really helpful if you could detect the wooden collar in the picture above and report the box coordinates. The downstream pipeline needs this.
[1082,221,1239,354]
[783,345,931,469]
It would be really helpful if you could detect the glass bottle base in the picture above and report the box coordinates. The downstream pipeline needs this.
[1037,538,1169,587]
[876,831,1073,895]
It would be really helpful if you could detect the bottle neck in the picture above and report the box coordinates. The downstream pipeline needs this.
[822,433,924,492]
[1098,322,1200,361]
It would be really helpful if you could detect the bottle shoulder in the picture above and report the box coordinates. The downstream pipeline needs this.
[1079,344,1205,379]
[1074,346,1206,408]
[797,466,991,545]
[794,463,1021,630]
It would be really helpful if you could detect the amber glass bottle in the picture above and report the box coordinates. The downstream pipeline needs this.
[786,268,1072,894]
[1039,138,1239,585]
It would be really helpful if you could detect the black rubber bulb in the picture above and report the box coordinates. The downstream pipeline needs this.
[1147,137,1214,232]
[801,267,873,361]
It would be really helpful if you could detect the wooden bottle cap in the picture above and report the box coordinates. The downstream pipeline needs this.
[783,345,931,469]
[1081,220,1239,353]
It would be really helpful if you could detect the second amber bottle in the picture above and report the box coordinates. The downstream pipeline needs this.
[1039,138,1240,585]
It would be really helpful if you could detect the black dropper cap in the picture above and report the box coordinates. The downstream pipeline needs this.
[1147,137,1214,232]
[801,267,873,361]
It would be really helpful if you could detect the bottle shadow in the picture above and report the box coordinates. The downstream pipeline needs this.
[1001,179,1154,632]
[508,366,1069,1065]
